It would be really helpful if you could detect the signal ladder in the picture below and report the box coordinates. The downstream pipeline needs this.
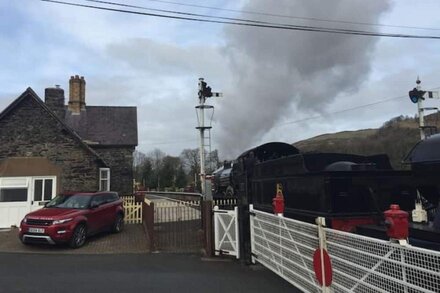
[420,106,439,138]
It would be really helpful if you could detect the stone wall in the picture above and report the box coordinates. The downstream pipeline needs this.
[0,95,103,193]
[93,146,134,195]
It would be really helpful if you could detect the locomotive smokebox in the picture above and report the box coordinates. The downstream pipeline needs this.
[384,204,409,240]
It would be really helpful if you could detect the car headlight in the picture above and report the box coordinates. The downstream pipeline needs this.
[53,218,73,225]
[22,217,27,223]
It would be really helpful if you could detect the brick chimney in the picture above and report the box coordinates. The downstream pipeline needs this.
[45,85,65,119]
[68,75,86,114]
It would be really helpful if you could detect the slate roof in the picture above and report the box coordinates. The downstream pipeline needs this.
[64,106,138,146]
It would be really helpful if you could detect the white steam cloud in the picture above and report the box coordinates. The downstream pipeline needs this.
[216,0,391,157]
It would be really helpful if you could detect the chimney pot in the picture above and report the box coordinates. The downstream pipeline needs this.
[68,75,86,113]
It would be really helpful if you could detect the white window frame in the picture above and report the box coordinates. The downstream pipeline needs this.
[32,176,57,203]
[0,177,30,204]
[99,168,110,191]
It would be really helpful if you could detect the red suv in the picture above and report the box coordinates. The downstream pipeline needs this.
[19,192,124,248]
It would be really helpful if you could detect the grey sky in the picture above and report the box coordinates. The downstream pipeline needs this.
[1,0,440,159]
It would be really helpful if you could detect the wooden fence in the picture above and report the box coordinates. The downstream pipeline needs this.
[213,198,238,210]
[122,196,143,224]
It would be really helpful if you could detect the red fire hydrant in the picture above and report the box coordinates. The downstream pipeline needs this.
[272,184,285,216]
[384,204,409,240]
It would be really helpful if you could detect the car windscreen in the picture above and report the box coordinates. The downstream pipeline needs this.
[46,194,91,209]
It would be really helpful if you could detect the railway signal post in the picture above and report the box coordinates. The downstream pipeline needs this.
[409,77,439,140]
[196,78,222,197]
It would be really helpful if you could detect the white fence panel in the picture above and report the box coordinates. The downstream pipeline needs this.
[250,205,322,292]
[154,200,201,223]
[250,205,440,293]
[214,206,240,259]
[325,228,440,293]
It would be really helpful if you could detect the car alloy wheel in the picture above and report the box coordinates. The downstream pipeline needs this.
[70,225,86,248]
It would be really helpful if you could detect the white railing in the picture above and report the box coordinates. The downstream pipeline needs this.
[214,206,239,259]
[249,205,440,293]
[154,200,200,208]
[154,200,201,224]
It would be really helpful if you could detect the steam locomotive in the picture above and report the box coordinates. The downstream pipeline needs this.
[213,139,440,248]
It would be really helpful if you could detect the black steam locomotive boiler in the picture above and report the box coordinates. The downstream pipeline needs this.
[214,141,440,244]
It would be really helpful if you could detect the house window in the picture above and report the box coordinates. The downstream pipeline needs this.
[33,178,54,202]
[99,168,110,191]
[0,188,28,202]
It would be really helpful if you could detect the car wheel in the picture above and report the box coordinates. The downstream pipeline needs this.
[69,224,87,248]
[112,214,124,233]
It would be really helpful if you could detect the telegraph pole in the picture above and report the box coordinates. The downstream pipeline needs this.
[195,78,222,196]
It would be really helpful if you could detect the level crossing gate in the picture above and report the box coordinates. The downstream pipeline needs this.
[213,206,239,258]
[249,205,440,293]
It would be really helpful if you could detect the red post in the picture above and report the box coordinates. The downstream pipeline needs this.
[384,204,409,240]
[272,183,285,216]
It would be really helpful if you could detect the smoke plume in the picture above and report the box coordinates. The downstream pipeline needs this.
[216,0,391,157]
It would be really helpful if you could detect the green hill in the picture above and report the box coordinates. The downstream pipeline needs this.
[293,113,440,169]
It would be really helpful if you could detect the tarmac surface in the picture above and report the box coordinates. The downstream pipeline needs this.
[0,253,297,293]
[0,199,299,292]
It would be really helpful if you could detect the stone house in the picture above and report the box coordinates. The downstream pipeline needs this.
[0,76,137,228]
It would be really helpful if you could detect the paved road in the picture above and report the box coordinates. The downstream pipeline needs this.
[0,253,298,293]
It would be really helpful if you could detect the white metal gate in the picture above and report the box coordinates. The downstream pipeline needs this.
[250,205,321,292]
[214,206,240,259]
[250,205,440,293]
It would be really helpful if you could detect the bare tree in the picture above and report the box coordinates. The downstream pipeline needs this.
[133,150,147,182]
[147,148,165,190]
[180,148,200,190]
[133,150,146,167]
[180,148,199,174]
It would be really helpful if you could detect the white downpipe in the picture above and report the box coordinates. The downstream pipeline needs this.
[249,204,256,264]
[234,206,240,259]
